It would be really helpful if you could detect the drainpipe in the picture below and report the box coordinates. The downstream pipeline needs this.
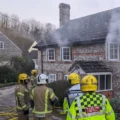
[41,50,43,73]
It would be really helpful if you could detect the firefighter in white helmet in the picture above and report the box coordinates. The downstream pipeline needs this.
[66,75,115,120]
[15,73,30,120]
[30,74,59,120]
[30,69,38,88]
[63,73,82,114]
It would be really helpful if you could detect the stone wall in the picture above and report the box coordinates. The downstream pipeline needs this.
[38,43,105,80]
[105,61,120,97]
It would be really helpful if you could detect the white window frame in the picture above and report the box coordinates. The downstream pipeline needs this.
[108,42,119,61]
[46,48,55,61]
[89,72,112,92]
[48,74,56,83]
[61,47,71,61]
[0,41,4,49]
[64,75,69,80]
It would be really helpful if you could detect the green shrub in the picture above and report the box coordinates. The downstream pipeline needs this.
[110,97,120,120]
[11,56,35,75]
[47,80,71,106]
[0,65,18,83]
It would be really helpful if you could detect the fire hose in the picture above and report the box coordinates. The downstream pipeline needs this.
[0,107,33,120]
[0,106,65,120]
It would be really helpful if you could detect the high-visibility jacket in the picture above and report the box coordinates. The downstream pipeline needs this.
[66,92,115,120]
[30,75,37,88]
[30,85,58,117]
[63,84,82,113]
[15,84,30,111]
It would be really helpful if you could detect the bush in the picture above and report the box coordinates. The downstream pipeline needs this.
[0,65,18,83]
[110,97,120,120]
[47,80,71,106]
[11,56,35,75]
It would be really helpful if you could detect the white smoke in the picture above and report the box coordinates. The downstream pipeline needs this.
[106,9,120,43]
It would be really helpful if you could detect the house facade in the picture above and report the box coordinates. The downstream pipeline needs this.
[0,32,22,65]
[35,3,120,97]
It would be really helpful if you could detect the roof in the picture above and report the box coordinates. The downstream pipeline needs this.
[68,61,112,73]
[0,32,22,52]
[35,7,120,49]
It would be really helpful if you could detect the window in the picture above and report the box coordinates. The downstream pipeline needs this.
[61,47,71,61]
[93,73,112,91]
[0,41,4,49]
[64,75,69,80]
[47,48,55,61]
[48,74,56,83]
[108,42,119,60]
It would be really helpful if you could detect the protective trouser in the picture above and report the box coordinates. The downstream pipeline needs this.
[18,111,29,120]
[33,113,53,120]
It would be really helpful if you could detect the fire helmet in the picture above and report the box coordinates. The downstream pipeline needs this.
[31,69,38,75]
[37,74,48,84]
[68,73,80,85]
[18,73,28,83]
[81,75,97,92]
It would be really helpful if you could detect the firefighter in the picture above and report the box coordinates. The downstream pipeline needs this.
[66,74,115,120]
[15,73,30,120]
[63,73,82,114]
[30,69,38,88]
[30,74,59,120]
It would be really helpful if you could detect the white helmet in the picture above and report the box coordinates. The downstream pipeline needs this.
[37,74,48,84]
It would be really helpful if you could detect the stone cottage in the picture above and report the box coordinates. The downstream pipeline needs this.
[35,3,120,98]
[0,32,22,65]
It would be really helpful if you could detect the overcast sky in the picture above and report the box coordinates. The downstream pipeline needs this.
[0,0,120,27]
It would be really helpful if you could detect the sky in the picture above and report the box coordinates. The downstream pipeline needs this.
[0,0,120,27]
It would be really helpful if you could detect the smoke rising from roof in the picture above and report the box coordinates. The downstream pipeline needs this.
[106,9,120,43]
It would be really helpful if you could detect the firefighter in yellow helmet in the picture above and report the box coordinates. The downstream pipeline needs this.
[15,73,30,120]
[66,74,115,120]
[63,73,82,114]
[30,69,38,88]
[30,74,59,120]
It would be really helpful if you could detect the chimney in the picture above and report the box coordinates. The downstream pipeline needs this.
[59,3,70,27]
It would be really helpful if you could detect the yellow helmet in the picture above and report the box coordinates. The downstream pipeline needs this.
[81,75,97,92]
[31,69,38,75]
[18,73,28,83]
[68,73,80,85]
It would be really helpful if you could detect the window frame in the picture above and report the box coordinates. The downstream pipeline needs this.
[108,42,119,61]
[46,48,55,61]
[64,75,69,80]
[0,41,4,49]
[90,72,112,92]
[61,47,71,61]
[48,74,56,83]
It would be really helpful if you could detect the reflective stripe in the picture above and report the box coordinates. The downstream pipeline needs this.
[75,94,106,118]
[33,110,52,114]
[76,97,83,118]
[45,89,49,112]
[30,89,34,100]
[80,111,105,118]
[50,93,55,99]
[68,112,76,119]
[102,95,106,112]
[106,110,113,115]
[17,92,24,96]
[22,104,27,109]
[33,89,52,115]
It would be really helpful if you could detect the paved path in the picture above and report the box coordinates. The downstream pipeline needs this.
[0,85,65,120]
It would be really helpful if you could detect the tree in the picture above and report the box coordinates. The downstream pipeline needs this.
[10,14,20,30]
[11,56,35,75]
